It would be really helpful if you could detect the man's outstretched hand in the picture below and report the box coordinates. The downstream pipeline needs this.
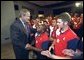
[25,43,43,52]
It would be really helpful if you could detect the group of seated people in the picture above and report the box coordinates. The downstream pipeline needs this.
[23,12,83,59]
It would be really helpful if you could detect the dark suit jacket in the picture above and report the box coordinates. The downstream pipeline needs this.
[10,18,30,59]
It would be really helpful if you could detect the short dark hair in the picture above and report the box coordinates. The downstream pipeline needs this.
[40,24,47,32]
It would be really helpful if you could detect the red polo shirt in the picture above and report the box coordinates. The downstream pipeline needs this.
[51,27,79,57]
[35,32,49,49]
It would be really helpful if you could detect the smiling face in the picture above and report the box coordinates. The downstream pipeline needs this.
[37,24,43,33]
[57,19,68,29]
[36,24,46,33]
[20,9,30,22]
[57,12,71,29]
[21,11,30,22]
[57,19,64,28]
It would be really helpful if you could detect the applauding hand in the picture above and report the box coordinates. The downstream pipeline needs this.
[62,49,75,56]
[41,50,52,58]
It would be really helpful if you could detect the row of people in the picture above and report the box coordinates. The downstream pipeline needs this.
[26,12,83,41]
[10,8,83,59]
[27,12,83,59]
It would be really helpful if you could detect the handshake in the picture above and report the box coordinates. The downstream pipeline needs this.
[25,42,54,53]
[25,43,43,52]
[25,43,54,58]
[25,44,75,59]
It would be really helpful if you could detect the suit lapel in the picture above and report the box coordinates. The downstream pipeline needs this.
[16,19,27,35]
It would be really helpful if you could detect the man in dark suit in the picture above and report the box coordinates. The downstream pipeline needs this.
[10,8,33,59]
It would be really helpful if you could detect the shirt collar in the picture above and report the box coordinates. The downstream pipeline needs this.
[19,18,25,28]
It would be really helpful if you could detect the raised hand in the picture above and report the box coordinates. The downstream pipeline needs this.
[25,43,43,52]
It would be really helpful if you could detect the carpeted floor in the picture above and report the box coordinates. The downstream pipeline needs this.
[1,42,37,59]
[1,43,15,59]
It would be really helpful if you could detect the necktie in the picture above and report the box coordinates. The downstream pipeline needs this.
[24,22,30,37]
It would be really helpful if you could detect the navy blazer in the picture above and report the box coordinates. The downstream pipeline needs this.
[10,18,30,49]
